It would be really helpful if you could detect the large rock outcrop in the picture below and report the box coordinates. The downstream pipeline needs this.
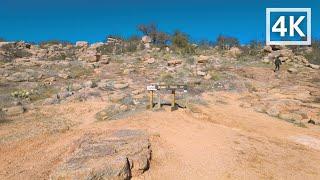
[50,129,151,180]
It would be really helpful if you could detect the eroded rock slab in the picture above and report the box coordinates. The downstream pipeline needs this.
[51,129,151,180]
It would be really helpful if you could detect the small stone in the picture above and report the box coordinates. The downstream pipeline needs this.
[142,35,152,43]
[110,93,126,103]
[263,45,273,53]
[114,83,129,89]
[146,58,155,64]
[43,97,59,105]
[83,81,95,88]
[287,68,298,74]
[262,57,270,64]
[5,106,25,116]
[100,55,110,64]
[266,106,280,117]
[6,72,30,82]
[197,71,206,76]
[308,64,320,70]
[167,59,182,66]
[75,41,88,48]
[240,102,252,108]
[58,73,70,79]
[279,113,303,122]
[197,55,210,63]
[204,74,212,80]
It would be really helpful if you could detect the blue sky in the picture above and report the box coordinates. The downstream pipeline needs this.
[0,0,319,43]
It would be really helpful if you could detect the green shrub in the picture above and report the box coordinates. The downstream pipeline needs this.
[208,71,221,81]
[0,110,6,122]
[99,35,142,54]
[171,31,195,54]
[69,65,93,78]
[39,40,71,48]
[216,35,239,50]
[304,39,320,65]
[29,84,59,102]
[48,52,67,61]
[125,42,138,52]
[97,44,114,54]
[159,72,174,84]
[137,23,170,46]
[11,89,31,99]
[1,43,32,59]
[198,39,214,50]
[185,57,195,65]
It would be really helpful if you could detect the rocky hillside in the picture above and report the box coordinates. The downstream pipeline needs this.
[0,38,320,179]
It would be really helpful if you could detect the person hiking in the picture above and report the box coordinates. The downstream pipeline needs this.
[274,55,282,72]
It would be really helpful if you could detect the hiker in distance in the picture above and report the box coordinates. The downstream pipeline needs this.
[274,55,282,72]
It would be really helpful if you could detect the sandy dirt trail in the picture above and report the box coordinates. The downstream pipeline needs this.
[95,93,320,179]
[1,93,320,179]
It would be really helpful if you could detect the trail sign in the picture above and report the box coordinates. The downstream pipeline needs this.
[146,84,188,111]
[147,85,158,91]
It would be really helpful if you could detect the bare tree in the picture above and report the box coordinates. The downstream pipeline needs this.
[137,23,170,46]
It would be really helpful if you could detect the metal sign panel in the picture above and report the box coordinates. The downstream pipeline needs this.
[147,84,187,91]
[147,85,157,91]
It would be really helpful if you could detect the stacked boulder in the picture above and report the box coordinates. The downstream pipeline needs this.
[76,41,101,63]
[262,45,319,70]
[228,47,242,58]
[106,37,122,45]
[76,41,89,48]
[141,35,152,49]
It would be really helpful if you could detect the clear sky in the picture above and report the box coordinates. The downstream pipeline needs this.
[0,0,319,43]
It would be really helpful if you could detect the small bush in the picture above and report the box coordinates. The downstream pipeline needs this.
[208,71,221,81]
[198,39,214,50]
[39,40,71,48]
[185,57,195,65]
[48,52,67,61]
[30,84,59,102]
[241,40,264,56]
[159,72,174,84]
[0,110,6,122]
[244,82,258,92]
[216,35,239,50]
[304,39,320,65]
[124,36,140,52]
[100,35,142,54]
[1,43,32,59]
[138,23,170,46]
[11,89,31,99]
[171,31,195,54]
[97,44,114,54]
[69,65,93,78]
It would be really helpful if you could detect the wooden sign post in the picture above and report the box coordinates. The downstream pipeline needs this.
[147,84,157,109]
[146,84,187,111]
[171,89,177,111]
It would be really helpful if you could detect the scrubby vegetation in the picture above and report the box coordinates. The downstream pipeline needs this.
[171,31,195,54]
[11,89,31,99]
[1,43,32,60]
[216,35,239,50]
[40,40,72,48]
[305,39,320,65]
[138,23,170,47]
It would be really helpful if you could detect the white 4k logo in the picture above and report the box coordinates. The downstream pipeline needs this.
[266,8,311,45]
[272,16,305,37]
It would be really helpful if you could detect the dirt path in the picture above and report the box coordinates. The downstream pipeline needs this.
[1,93,320,179]
[101,93,320,179]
